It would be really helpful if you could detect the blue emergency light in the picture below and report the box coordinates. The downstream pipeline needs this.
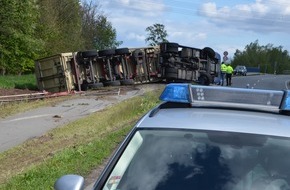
[159,84,191,103]
[280,91,290,111]
[160,83,290,113]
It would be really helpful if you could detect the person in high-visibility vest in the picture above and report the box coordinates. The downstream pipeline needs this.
[220,62,227,86]
[226,63,234,86]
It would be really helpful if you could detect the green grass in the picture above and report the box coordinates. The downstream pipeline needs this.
[0,89,163,190]
[0,74,37,90]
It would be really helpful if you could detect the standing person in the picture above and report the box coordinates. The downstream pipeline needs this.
[220,62,227,86]
[226,63,233,86]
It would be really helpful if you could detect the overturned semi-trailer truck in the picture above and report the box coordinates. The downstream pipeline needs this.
[35,42,221,93]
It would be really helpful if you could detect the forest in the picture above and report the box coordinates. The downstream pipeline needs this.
[0,0,121,75]
[1,1,290,76]
[231,40,290,74]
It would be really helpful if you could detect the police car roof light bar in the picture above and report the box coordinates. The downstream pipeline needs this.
[280,90,290,111]
[160,83,290,113]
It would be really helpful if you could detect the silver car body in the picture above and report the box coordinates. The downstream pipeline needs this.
[55,83,290,190]
[137,108,290,137]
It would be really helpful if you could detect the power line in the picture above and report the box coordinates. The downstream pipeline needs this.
[113,0,290,24]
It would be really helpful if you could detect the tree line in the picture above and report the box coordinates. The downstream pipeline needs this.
[0,0,121,75]
[232,40,290,74]
[1,2,289,77]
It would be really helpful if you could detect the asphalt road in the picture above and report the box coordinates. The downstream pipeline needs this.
[231,74,290,90]
[2,74,289,189]
[0,84,164,153]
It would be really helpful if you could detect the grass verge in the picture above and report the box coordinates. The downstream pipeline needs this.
[0,74,37,90]
[0,89,162,190]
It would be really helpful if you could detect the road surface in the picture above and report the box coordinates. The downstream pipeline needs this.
[0,84,164,153]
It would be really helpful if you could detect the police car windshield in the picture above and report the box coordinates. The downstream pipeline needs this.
[102,129,290,190]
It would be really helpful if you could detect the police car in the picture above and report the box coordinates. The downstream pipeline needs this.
[55,83,290,190]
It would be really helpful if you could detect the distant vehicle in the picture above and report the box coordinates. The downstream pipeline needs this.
[234,65,247,76]
[55,83,290,190]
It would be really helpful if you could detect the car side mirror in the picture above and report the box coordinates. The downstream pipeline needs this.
[54,174,84,190]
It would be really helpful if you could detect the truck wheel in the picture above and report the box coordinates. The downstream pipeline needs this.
[160,42,179,54]
[202,47,216,60]
[103,80,121,87]
[80,50,98,58]
[98,49,116,57]
[120,79,135,85]
[81,81,89,91]
[198,73,211,86]
[88,83,104,89]
[116,48,130,55]
[76,52,85,65]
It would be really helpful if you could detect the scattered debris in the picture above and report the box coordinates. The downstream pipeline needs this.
[53,115,62,118]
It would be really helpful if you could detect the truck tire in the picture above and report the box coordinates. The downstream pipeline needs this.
[202,47,215,60]
[116,48,130,55]
[76,52,85,65]
[88,83,104,89]
[98,49,116,57]
[81,83,89,91]
[120,79,135,85]
[103,80,121,87]
[80,50,98,58]
[198,73,211,86]
[160,42,179,54]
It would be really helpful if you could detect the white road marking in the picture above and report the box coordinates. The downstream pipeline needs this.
[3,114,53,123]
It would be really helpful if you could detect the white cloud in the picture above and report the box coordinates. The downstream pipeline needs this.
[251,2,268,15]
[166,34,208,50]
[127,33,146,42]
[110,0,166,17]
[199,0,290,33]
[200,2,218,17]
[169,32,207,42]
[118,0,130,5]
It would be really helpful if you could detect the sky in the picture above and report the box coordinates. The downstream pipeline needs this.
[99,0,290,59]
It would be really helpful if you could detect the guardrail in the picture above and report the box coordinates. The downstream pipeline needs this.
[282,70,290,75]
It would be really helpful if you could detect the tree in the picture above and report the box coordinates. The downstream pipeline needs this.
[36,0,84,56]
[0,0,42,75]
[145,23,168,46]
[0,0,123,75]
[80,1,122,50]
